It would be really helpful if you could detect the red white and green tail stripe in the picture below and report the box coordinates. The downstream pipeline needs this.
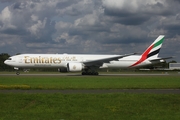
[131,35,165,67]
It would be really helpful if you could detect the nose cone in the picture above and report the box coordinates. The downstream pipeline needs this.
[4,60,11,66]
[4,60,8,65]
[4,57,15,66]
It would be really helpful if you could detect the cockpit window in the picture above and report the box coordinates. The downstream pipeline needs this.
[7,58,12,60]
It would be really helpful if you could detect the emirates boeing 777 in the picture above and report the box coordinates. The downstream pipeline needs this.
[4,35,171,75]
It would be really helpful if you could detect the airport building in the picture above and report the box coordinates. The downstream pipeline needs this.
[169,63,180,70]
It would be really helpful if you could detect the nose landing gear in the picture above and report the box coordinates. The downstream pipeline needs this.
[16,71,20,75]
[14,67,20,75]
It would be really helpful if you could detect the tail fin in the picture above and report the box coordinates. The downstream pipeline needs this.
[143,35,164,59]
[130,35,165,67]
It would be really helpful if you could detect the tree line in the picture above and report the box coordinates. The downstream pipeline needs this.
[0,53,178,72]
[0,53,13,71]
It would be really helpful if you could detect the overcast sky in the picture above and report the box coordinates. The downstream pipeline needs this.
[0,0,180,62]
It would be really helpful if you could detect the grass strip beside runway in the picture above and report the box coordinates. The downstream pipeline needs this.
[0,75,180,89]
[0,93,180,120]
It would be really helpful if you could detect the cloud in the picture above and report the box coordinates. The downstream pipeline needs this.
[0,1,57,42]
[102,0,177,26]
[0,0,180,61]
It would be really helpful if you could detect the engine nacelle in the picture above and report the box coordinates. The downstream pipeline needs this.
[67,63,83,72]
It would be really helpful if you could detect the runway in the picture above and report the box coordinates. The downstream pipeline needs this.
[0,73,173,76]
[0,89,180,94]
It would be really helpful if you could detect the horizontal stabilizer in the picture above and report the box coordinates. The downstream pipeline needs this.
[149,57,173,62]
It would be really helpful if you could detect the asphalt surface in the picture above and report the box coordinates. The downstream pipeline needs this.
[0,73,172,76]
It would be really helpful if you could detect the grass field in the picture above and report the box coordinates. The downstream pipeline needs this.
[0,75,180,89]
[0,73,180,120]
[0,93,180,120]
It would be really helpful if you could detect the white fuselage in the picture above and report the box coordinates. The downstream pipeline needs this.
[4,35,168,75]
[4,53,155,69]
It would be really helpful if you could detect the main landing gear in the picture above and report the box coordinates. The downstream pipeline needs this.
[82,71,99,75]
[81,67,99,75]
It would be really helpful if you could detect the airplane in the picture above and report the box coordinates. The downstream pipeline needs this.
[4,35,171,75]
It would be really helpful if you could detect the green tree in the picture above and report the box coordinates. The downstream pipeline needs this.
[168,60,177,63]
[0,53,13,71]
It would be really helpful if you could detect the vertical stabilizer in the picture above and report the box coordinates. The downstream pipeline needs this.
[130,35,165,67]
[145,35,164,59]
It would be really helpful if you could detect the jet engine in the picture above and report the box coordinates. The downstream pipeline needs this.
[67,63,83,72]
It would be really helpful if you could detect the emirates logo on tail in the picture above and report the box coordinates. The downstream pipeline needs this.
[130,35,164,67]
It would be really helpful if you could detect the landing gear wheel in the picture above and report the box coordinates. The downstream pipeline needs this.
[16,71,20,75]
[81,71,99,75]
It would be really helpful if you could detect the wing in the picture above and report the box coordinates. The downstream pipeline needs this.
[83,53,136,67]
